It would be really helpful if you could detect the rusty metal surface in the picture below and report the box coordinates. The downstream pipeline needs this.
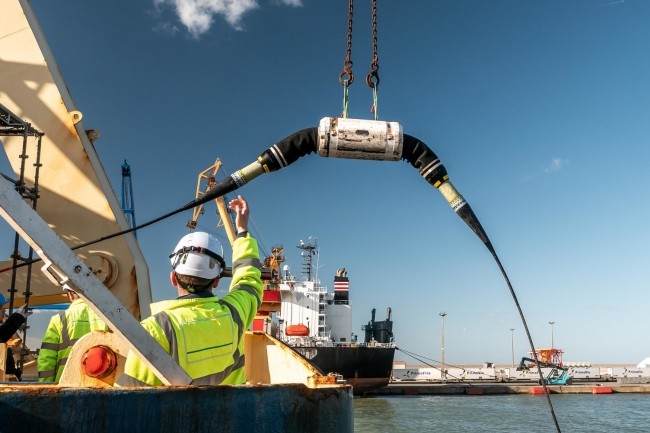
[0,384,353,432]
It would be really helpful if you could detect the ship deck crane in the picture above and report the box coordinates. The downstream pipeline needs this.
[186,159,236,244]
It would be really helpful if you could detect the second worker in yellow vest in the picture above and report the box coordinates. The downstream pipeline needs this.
[37,289,109,382]
[116,195,263,386]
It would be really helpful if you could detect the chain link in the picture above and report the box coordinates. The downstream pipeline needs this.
[339,0,354,86]
[365,0,380,89]
[338,0,381,118]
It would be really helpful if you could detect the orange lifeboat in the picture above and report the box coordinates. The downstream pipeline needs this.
[285,324,310,337]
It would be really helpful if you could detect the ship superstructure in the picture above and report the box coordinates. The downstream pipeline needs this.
[269,238,396,395]
[278,240,352,348]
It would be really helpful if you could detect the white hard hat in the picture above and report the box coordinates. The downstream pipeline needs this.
[169,232,225,279]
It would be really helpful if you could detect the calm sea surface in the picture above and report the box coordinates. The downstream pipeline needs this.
[354,394,650,433]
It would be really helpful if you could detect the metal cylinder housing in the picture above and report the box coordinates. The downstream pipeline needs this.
[317,117,403,161]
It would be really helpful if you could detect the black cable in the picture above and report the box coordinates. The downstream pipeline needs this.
[490,250,562,432]
[1,170,242,274]
[402,133,562,432]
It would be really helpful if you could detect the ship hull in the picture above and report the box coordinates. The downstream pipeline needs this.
[0,384,353,432]
[293,345,396,395]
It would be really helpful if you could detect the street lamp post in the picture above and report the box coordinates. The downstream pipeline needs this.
[510,328,515,367]
[549,321,555,349]
[440,312,447,380]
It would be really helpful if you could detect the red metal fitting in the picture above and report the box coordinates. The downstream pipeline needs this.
[82,345,118,378]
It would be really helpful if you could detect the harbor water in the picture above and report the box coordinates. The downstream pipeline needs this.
[354,394,650,433]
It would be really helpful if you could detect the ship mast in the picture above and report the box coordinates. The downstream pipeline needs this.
[297,238,317,281]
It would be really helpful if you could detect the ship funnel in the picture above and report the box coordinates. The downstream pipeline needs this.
[334,268,350,303]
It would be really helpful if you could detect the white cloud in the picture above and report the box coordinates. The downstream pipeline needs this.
[154,0,302,38]
[544,157,569,173]
[152,21,181,36]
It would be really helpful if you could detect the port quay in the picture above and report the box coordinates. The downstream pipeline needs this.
[368,381,650,396]
[365,363,650,396]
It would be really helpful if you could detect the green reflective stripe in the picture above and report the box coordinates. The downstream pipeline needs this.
[232,257,261,271]
[40,342,59,351]
[115,373,151,387]
[154,311,178,362]
[38,369,56,378]
[190,352,245,386]
[217,301,244,343]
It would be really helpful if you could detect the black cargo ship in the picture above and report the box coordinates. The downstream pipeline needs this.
[293,308,395,395]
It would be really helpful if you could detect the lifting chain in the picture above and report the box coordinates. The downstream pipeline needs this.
[339,0,380,119]
[366,0,379,120]
[339,0,354,87]
[339,0,354,118]
[365,0,380,90]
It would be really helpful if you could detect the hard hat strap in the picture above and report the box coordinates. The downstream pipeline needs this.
[169,246,226,275]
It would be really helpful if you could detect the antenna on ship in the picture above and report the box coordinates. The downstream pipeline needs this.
[297,237,317,281]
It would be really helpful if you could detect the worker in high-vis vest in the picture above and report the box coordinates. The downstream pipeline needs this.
[37,289,109,382]
[116,195,262,386]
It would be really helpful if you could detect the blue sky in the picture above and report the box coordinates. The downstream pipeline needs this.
[14,0,650,365]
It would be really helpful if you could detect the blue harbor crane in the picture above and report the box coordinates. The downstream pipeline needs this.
[121,159,136,236]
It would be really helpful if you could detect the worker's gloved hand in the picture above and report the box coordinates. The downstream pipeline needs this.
[16,304,32,318]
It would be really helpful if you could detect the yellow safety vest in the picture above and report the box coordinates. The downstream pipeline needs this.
[37,298,109,382]
[117,234,262,386]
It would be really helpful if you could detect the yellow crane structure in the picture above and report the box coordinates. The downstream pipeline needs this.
[186,159,237,244]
